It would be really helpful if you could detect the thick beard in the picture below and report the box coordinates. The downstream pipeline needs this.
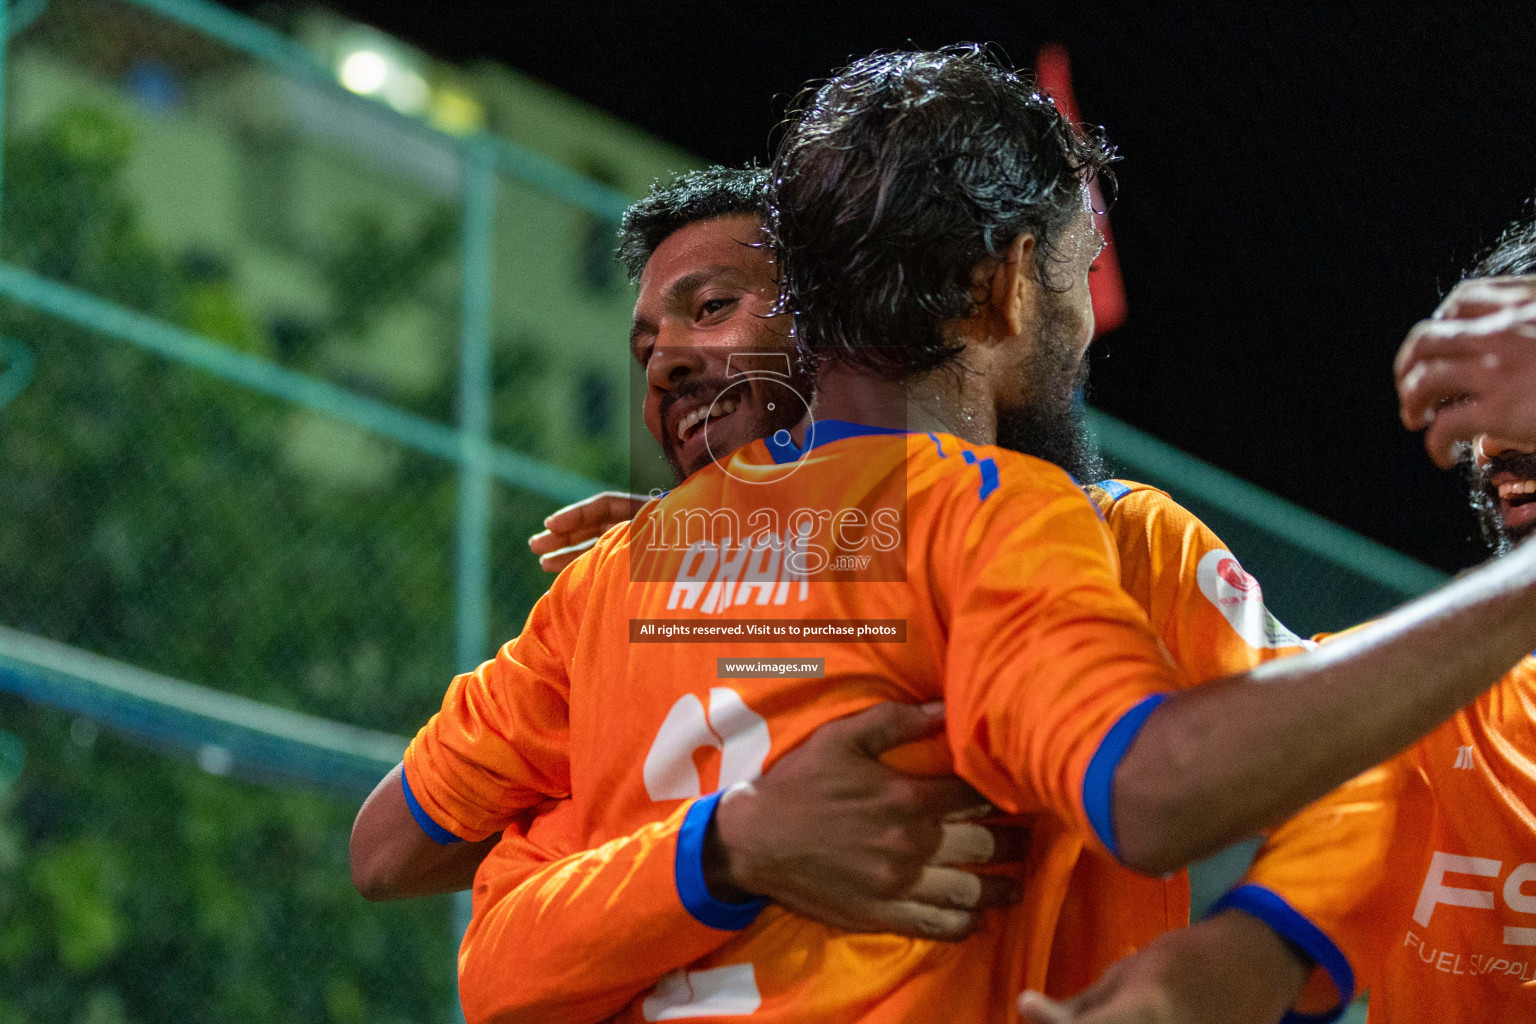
[1462,447,1536,554]
[995,294,1105,484]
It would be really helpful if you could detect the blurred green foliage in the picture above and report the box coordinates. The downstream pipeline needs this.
[0,106,572,1020]
[321,208,457,342]
[0,706,451,1024]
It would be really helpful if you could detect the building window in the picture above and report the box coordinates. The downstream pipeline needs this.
[579,371,612,438]
[578,159,623,295]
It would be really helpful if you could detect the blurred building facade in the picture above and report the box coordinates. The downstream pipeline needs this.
[9,0,696,493]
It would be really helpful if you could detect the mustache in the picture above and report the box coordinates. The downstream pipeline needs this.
[1462,448,1536,555]
[657,376,740,442]
[1477,451,1536,491]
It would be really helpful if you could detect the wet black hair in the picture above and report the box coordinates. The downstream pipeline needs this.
[769,44,1117,379]
[1466,206,1536,280]
[616,165,769,284]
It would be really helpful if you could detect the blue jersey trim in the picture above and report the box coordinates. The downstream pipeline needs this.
[1209,885,1355,1024]
[960,449,1001,501]
[675,791,770,930]
[761,421,1002,500]
[1093,479,1133,502]
[764,420,909,465]
[1082,693,1167,859]
[400,766,464,846]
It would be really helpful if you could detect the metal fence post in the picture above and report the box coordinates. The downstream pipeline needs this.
[451,134,496,1024]
[0,0,11,243]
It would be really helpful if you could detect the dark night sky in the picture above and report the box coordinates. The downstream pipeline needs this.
[246,1,1536,573]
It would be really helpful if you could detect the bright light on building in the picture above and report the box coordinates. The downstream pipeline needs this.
[385,68,429,114]
[338,49,388,95]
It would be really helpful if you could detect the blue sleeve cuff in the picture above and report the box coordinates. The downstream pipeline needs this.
[1208,884,1355,1024]
[675,789,769,931]
[400,765,464,845]
[1082,693,1167,859]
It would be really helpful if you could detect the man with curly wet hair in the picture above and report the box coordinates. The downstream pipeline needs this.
[387,48,1536,1023]
[769,44,1116,482]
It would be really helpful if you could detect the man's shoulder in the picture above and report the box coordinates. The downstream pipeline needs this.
[908,432,1086,505]
[1089,479,1226,555]
[1084,479,1182,521]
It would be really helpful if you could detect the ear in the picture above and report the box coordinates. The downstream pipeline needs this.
[981,233,1038,342]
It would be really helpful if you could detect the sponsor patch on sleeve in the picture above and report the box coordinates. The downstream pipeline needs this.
[1195,549,1312,650]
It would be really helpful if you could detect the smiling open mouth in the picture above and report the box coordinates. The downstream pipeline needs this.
[676,397,740,443]
[1497,479,1536,508]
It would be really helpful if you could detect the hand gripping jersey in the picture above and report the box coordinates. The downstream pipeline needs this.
[405,422,1189,1023]
[1222,657,1536,1023]
[403,459,1310,1022]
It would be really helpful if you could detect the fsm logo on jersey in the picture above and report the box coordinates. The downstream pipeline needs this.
[1194,549,1310,650]
[1414,850,1536,946]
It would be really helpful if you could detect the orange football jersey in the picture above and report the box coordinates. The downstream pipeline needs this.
[1042,480,1313,998]
[1226,657,1536,1023]
[404,423,1191,1022]
[404,462,1309,1021]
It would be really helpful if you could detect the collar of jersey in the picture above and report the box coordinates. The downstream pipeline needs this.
[762,419,911,465]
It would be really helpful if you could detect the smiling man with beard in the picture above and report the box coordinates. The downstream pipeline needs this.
[618,170,813,484]
[350,167,1029,934]
[1467,433,1536,552]
[359,49,1536,1023]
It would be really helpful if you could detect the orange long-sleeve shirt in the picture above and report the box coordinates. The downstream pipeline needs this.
[404,423,1196,1022]
[421,479,1309,1020]
[403,446,1310,1022]
[1223,657,1536,1023]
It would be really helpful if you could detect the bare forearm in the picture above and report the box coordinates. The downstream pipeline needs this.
[1115,539,1536,873]
[350,763,497,901]
[353,832,498,901]
[1188,910,1312,1022]
[1029,911,1310,1024]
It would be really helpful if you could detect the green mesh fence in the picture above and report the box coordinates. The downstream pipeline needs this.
[0,2,1425,1022]
[1085,410,1446,636]
[0,0,627,1019]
